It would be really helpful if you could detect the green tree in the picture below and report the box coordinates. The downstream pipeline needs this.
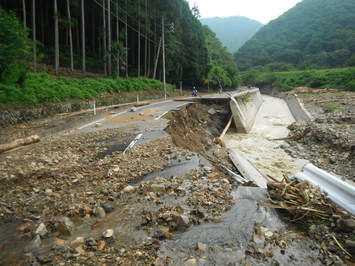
[0,7,31,83]
[203,26,240,88]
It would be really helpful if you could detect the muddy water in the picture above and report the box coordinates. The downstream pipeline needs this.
[224,95,309,180]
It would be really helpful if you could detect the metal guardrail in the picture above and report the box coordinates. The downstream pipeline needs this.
[294,163,355,216]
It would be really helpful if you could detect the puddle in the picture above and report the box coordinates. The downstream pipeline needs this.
[93,135,133,159]
[157,187,324,265]
[131,153,210,184]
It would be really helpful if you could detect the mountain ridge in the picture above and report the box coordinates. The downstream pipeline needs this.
[200,16,263,53]
[235,0,355,71]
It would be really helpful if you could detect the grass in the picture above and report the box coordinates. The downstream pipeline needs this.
[0,72,174,106]
[245,67,355,92]
[323,102,341,111]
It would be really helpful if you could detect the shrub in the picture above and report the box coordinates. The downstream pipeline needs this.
[0,72,167,105]
[0,7,31,83]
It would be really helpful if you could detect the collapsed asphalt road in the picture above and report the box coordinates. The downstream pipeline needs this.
[0,91,354,265]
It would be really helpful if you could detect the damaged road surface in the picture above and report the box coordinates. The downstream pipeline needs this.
[0,92,354,265]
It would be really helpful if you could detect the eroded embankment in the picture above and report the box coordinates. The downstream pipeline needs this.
[165,102,235,167]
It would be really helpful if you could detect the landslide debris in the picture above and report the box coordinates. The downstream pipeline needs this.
[283,91,355,183]
[0,101,238,265]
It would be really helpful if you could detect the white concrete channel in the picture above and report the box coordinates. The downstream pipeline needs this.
[224,89,355,215]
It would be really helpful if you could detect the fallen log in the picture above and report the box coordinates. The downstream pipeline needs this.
[0,135,40,154]
[134,101,150,107]
[214,116,233,147]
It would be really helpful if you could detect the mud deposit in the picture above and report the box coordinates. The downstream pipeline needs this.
[0,96,354,265]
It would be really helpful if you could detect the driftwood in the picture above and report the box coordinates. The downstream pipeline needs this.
[262,174,342,221]
[272,128,311,141]
[134,101,150,107]
[214,116,233,147]
[0,135,40,154]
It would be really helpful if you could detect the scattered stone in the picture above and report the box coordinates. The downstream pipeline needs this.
[187,257,197,264]
[95,207,106,218]
[75,245,85,254]
[101,203,115,213]
[151,184,166,193]
[35,223,48,237]
[207,108,216,115]
[172,214,190,229]
[123,185,135,193]
[329,156,337,164]
[53,217,75,235]
[103,229,114,238]
[44,189,53,196]
[196,242,207,252]
[54,238,67,246]
[34,234,42,245]
[95,123,102,128]
[97,240,106,251]
[86,238,97,247]
[130,107,137,112]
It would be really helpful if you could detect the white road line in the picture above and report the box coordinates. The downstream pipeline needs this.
[112,110,128,117]
[139,100,172,109]
[77,118,106,130]
[78,100,172,130]
[123,133,143,154]
[155,111,168,120]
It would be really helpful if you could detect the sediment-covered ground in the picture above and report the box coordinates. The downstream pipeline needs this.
[0,90,354,265]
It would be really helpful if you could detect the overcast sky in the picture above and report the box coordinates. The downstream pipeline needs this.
[186,0,303,24]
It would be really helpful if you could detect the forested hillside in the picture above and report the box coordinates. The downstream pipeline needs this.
[235,0,355,71]
[1,0,239,87]
[200,16,263,53]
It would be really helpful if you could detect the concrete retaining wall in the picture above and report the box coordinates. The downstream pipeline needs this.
[274,94,311,122]
[229,88,262,133]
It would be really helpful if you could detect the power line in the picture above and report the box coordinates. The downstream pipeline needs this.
[90,0,160,45]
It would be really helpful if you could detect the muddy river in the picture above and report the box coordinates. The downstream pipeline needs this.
[224,95,309,181]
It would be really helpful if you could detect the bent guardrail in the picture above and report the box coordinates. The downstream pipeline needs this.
[294,163,355,216]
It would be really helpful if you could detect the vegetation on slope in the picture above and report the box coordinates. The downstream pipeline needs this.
[203,26,241,88]
[0,2,240,106]
[0,72,171,105]
[235,0,355,71]
[241,67,355,91]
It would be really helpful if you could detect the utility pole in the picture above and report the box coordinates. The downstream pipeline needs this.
[152,37,161,79]
[138,21,141,77]
[54,0,59,76]
[81,0,86,73]
[103,0,107,75]
[23,0,26,28]
[162,17,166,99]
[107,0,111,76]
[32,0,36,72]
